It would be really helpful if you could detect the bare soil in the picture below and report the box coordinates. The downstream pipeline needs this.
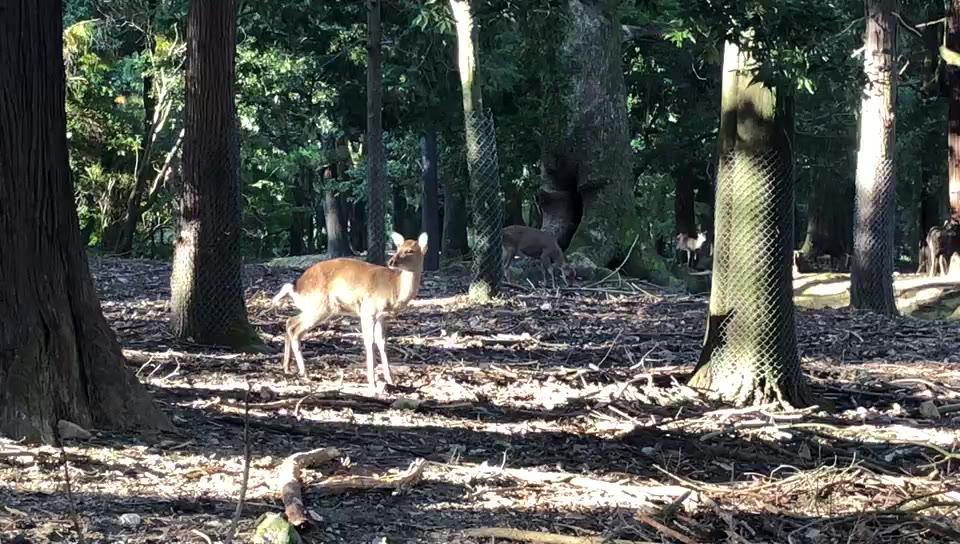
[3,256,960,543]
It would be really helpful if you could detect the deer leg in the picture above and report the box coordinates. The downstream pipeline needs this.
[373,318,393,385]
[502,246,516,281]
[288,311,326,378]
[360,311,378,393]
[282,315,300,374]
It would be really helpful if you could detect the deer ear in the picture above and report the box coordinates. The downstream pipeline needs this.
[390,232,405,248]
[417,232,429,251]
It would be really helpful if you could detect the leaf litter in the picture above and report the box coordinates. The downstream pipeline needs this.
[2,256,960,543]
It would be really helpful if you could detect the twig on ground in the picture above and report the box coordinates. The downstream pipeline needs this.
[461,527,654,544]
[316,458,426,495]
[277,447,341,526]
[584,234,641,288]
[634,512,703,544]
[223,382,252,544]
[56,429,86,544]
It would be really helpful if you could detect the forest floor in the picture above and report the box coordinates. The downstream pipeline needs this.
[4,256,960,543]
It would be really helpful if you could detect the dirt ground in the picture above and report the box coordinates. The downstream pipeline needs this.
[3,256,960,543]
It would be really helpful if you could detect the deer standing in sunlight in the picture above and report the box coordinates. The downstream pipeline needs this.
[271,232,428,392]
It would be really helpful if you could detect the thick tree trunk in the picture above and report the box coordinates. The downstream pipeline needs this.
[688,40,813,408]
[538,0,651,277]
[350,200,367,253]
[948,0,960,219]
[0,0,170,443]
[366,0,386,264]
[323,190,352,257]
[851,0,898,315]
[451,0,504,295]
[169,0,259,348]
[420,131,441,270]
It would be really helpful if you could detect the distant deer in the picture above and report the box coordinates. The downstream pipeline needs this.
[271,232,428,392]
[501,225,576,288]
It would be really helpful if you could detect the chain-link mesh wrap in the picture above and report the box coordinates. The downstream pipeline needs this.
[850,157,897,314]
[463,108,504,294]
[694,149,806,402]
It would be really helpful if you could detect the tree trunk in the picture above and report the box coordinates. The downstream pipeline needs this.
[350,199,367,253]
[366,0,386,264]
[688,40,813,408]
[504,184,525,226]
[673,162,697,238]
[451,0,504,296]
[948,0,960,219]
[420,131,441,270]
[798,140,853,266]
[323,190,352,257]
[115,0,159,256]
[169,0,259,348]
[288,169,308,256]
[392,181,416,237]
[538,0,650,276]
[851,0,898,315]
[0,0,170,443]
[442,176,470,260]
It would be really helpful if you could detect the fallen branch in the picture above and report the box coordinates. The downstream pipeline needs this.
[462,527,654,544]
[634,512,703,544]
[277,447,341,526]
[223,383,252,544]
[56,432,86,544]
[316,458,426,495]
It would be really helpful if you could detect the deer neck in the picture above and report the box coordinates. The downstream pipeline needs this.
[392,266,422,303]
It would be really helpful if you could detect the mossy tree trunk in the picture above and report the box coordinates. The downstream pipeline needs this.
[948,0,960,219]
[688,40,813,408]
[0,0,171,443]
[450,0,503,296]
[170,0,259,349]
[850,0,898,315]
[538,0,664,280]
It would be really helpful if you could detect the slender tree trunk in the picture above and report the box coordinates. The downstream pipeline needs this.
[948,0,960,219]
[366,0,386,264]
[451,0,504,296]
[169,0,259,348]
[421,130,441,270]
[323,190,352,257]
[288,169,307,256]
[115,0,159,255]
[851,0,898,315]
[0,0,170,443]
[689,40,813,408]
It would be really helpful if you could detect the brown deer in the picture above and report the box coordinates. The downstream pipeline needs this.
[501,225,575,288]
[271,232,428,392]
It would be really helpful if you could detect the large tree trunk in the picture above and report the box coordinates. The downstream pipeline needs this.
[688,40,813,408]
[451,0,504,296]
[323,190,352,257]
[948,0,960,219]
[366,0,386,264]
[0,0,170,443]
[798,140,853,266]
[538,1,652,277]
[420,131,441,270]
[169,0,259,348]
[851,0,898,315]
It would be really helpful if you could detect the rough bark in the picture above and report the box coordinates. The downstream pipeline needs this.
[949,0,960,219]
[538,1,665,281]
[850,0,898,315]
[420,131,441,270]
[0,0,170,443]
[451,0,504,296]
[169,0,259,348]
[688,40,813,408]
[366,0,386,265]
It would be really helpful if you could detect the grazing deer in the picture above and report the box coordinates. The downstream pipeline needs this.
[675,231,711,268]
[271,232,428,392]
[501,225,576,288]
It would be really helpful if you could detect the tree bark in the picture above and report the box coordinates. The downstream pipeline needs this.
[169,0,259,348]
[948,0,960,219]
[688,40,813,408]
[323,190,352,258]
[0,0,170,443]
[850,0,898,315]
[366,0,386,264]
[537,0,651,277]
[420,131,441,270]
[288,168,308,256]
[350,199,367,253]
[451,0,504,296]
